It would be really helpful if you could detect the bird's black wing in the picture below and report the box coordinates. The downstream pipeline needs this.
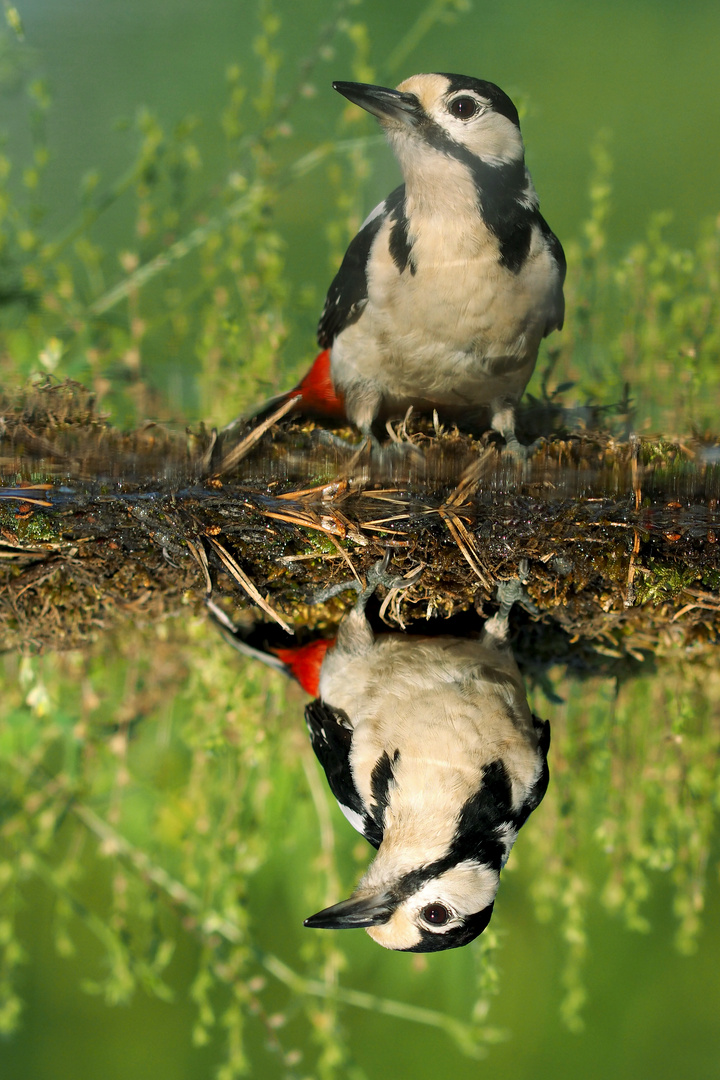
[515,716,551,829]
[317,184,405,348]
[304,699,383,848]
[537,213,566,332]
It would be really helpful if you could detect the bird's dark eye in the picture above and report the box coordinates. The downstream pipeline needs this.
[448,96,480,120]
[422,903,450,926]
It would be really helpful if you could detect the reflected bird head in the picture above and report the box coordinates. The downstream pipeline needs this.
[305,856,499,952]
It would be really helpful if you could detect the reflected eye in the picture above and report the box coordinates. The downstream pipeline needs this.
[448,96,481,120]
[422,903,450,926]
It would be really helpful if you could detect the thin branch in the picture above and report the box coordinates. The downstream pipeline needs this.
[258,951,506,1056]
[206,535,294,634]
[210,396,298,475]
[60,782,502,1055]
[85,138,377,319]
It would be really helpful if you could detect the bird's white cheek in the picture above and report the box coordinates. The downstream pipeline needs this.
[365,911,422,951]
[466,113,525,165]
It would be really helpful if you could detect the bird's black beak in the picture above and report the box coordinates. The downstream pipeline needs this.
[333,81,421,126]
[304,890,394,930]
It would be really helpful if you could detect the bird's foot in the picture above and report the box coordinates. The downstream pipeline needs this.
[495,558,538,611]
[377,439,426,471]
[313,549,422,610]
[490,402,544,464]
[498,431,545,464]
[484,559,538,643]
[314,428,373,454]
[365,548,422,595]
[313,428,424,473]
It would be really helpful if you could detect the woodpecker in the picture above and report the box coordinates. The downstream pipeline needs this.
[209,560,550,951]
[264,73,565,454]
[303,564,549,951]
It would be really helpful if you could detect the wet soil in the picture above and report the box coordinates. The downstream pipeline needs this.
[1,380,719,675]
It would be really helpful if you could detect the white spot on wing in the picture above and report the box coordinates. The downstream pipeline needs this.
[359,198,388,231]
[499,824,518,867]
[337,801,366,836]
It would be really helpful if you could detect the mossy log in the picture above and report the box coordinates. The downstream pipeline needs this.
[1,380,719,672]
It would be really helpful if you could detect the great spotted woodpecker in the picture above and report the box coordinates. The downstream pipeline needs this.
[263,73,565,454]
[209,561,550,951]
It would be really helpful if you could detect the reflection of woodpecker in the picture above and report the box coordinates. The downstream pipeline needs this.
[210,559,550,952]
[259,73,565,454]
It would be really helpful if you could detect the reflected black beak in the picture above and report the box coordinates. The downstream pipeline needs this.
[304,890,394,930]
[333,81,421,126]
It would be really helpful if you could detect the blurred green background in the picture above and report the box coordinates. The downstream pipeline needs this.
[1,1,720,1078]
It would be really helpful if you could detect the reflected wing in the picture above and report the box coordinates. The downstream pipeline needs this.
[515,715,551,829]
[304,699,383,848]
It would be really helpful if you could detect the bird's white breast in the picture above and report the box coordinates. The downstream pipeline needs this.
[319,633,541,828]
[331,204,560,423]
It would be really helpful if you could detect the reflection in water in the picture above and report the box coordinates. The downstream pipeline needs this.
[2,388,720,1059]
[3,383,720,1066]
[213,556,550,951]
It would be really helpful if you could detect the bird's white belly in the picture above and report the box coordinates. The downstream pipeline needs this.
[332,249,554,415]
[320,633,540,820]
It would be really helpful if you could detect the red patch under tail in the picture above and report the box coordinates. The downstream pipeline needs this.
[292,349,346,420]
[272,638,335,696]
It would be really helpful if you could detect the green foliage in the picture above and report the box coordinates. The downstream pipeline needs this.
[539,132,720,435]
[525,665,720,1029]
[2,626,719,1074]
[633,562,700,606]
[0,0,391,428]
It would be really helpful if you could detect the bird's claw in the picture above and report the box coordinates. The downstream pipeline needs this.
[313,429,425,476]
[494,559,533,609]
[313,428,371,453]
[484,560,538,644]
[312,550,422,607]
[495,559,539,616]
[365,550,422,593]
[499,432,544,464]
[494,577,526,609]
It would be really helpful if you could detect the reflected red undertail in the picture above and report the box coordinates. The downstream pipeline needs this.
[272,638,335,696]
